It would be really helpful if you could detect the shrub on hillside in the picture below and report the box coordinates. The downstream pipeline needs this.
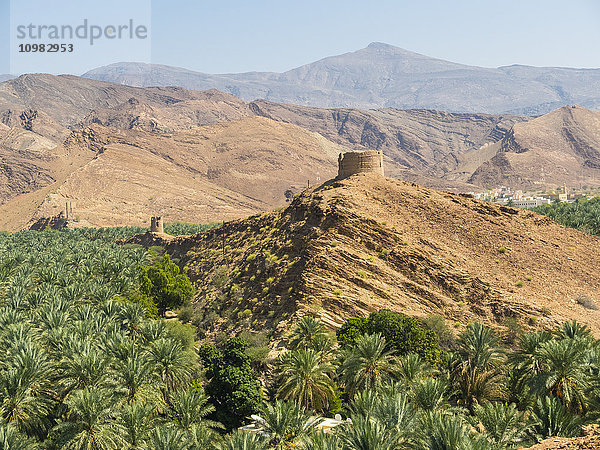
[337,309,442,364]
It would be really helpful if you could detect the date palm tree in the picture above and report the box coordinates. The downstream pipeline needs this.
[339,333,397,398]
[53,387,125,450]
[59,345,111,397]
[419,412,486,450]
[530,396,584,440]
[276,348,336,412]
[290,317,329,350]
[506,331,554,409]
[111,351,157,405]
[170,388,222,434]
[532,337,592,414]
[0,423,36,450]
[412,377,451,412]
[254,400,321,449]
[118,401,156,449]
[472,402,533,448]
[338,414,398,450]
[397,353,430,387]
[147,338,195,405]
[146,426,189,450]
[0,342,56,439]
[220,430,267,450]
[449,323,504,411]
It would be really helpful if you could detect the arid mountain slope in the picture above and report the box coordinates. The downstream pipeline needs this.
[83,42,600,114]
[469,105,600,189]
[0,117,344,230]
[151,174,600,336]
[1,74,600,231]
[249,100,525,178]
[0,74,250,129]
[0,74,526,197]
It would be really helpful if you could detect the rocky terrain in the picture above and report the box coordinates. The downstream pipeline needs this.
[529,425,600,449]
[0,118,345,230]
[249,100,525,180]
[469,105,600,189]
[0,74,517,229]
[0,74,251,129]
[1,73,599,229]
[83,42,600,115]
[139,174,600,337]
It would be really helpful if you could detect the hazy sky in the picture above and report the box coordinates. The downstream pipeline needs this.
[2,0,600,75]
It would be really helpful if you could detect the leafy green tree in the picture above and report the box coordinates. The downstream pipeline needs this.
[139,255,193,315]
[337,309,442,364]
[199,338,262,430]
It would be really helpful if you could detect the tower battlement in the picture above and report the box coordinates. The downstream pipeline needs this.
[337,150,384,179]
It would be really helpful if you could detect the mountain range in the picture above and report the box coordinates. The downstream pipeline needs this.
[83,42,600,115]
[1,73,600,229]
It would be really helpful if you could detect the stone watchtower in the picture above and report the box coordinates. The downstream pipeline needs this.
[337,150,384,179]
[150,216,164,233]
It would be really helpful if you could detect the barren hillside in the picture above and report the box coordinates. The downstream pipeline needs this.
[146,174,600,337]
[0,117,344,230]
[2,74,600,231]
[0,74,250,129]
[469,105,600,189]
[249,99,525,180]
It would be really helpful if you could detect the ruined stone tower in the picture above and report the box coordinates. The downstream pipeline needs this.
[337,150,384,179]
[150,216,164,233]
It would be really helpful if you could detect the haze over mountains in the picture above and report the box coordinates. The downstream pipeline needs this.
[83,42,600,115]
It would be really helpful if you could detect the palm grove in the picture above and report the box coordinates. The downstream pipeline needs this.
[0,228,599,449]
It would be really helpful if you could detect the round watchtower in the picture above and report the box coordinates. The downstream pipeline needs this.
[337,150,384,179]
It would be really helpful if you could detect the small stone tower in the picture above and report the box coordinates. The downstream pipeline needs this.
[150,216,164,233]
[337,150,384,179]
